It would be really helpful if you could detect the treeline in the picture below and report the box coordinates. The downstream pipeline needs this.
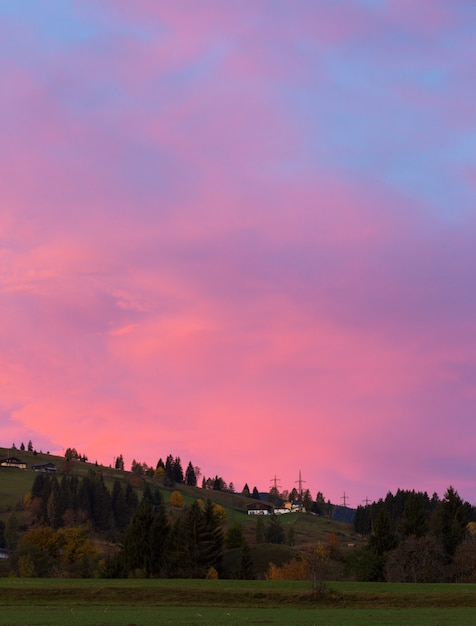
[105,493,227,579]
[351,486,476,582]
[28,471,140,533]
[118,452,232,494]
[2,472,252,579]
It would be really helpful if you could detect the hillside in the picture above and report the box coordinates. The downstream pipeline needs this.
[0,446,364,578]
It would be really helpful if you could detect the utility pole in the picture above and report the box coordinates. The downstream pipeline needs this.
[341,491,349,507]
[362,496,371,506]
[269,474,281,492]
[295,470,306,500]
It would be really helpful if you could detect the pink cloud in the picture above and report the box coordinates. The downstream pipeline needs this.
[1,0,475,505]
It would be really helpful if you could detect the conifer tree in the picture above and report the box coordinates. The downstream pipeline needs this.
[111,479,129,532]
[149,502,169,576]
[431,486,470,558]
[241,483,250,498]
[235,541,255,579]
[122,498,154,575]
[265,515,285,544]
[173,457,184,483]
[185,462,197,486]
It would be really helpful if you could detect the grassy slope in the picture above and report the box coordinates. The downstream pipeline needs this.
[0,446,364,575]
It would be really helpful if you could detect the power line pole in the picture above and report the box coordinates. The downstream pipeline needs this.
[362,496,371,506]
[341,491,349,507]
[295,470,306,499]
[269,474,281,492]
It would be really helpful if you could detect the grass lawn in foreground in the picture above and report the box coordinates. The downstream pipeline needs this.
[2,579,476,625]
[2,606,476,626]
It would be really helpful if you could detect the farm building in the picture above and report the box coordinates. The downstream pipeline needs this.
[31,462,57,473]
[0,457,26,470]
[247,502,273,515]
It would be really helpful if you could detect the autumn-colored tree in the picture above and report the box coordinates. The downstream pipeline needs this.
[304,543,331,594]
[169,491,184,507]
[154,466,165,481]
[267,556,308,581]
[213,504,227,523]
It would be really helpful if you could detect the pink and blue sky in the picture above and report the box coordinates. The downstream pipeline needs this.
[1,1,476,505]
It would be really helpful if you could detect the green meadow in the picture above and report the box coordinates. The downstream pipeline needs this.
[2,579,476,625]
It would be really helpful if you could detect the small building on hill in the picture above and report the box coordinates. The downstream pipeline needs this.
[31,462,57,473]
[247,502,273,515]
[0,457,26,470]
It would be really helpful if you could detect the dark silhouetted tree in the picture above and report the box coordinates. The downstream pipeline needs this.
[255,517,265,544]
[265,515,285,544]
[241,483,250,498]
[185,462,197,486]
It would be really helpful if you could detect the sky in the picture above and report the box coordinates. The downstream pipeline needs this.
[1,0,476,506]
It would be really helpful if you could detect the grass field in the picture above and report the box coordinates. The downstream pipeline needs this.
[2,579,476,625]
[3,605,476,625]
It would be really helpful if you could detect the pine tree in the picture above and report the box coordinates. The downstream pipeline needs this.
[265,515,285,544]
[122,498,154,575]
[202,499,224,575]
[225,522,244,549]
[252,487,260,500]
[173,457,184,483]
[431,486,470,558]
[149,502,169,576]
[115,454,124,470]
[235,541,255,579]
[164,455,175,486]
[111,479,129,532]
[401,492,428,538]
[241,483,250,498]
[368,509,397,556]
[182,500,208,577]
[185,462,197,486]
